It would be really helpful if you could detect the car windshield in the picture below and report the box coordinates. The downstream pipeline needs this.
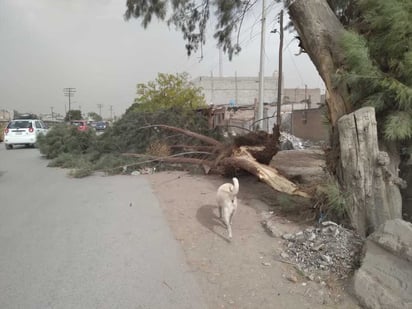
[8,121,32,129]
[71,121,84,126]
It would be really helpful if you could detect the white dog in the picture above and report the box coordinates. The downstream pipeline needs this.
[216,177,239,239]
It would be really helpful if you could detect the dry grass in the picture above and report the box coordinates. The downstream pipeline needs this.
[146,141,171,157]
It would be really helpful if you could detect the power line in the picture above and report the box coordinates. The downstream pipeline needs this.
[97,104,103,117]
[109,105,113,120]
[285,46,305,86]
[63,88,76,121]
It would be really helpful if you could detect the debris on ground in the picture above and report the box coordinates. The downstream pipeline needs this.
[280,132,305,150]
[279,221,364,280]
[280,132,313,150]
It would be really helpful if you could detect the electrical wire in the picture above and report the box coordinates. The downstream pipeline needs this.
[285,44,305,86]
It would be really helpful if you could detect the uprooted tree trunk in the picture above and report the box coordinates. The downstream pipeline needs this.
[220,146,309,198]
[122,124,309,198]
[287,0,403,235]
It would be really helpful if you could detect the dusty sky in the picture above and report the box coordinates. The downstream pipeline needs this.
[0,0,323,118]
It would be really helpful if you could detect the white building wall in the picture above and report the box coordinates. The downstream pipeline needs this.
[192,74,280,106]
[192,74,322,108]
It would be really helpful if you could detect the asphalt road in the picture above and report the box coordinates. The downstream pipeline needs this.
[0,145,206,309]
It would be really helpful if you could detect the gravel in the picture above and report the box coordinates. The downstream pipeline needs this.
[280,221,364,280]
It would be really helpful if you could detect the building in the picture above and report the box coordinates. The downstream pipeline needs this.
[192,72,328,140]
[192,73,322,108]
[192,72,281,106]
[0,109,12,121]
[283,87,322,108]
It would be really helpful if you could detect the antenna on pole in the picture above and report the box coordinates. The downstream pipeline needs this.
[276,10,284,127]
[63,88,76,122]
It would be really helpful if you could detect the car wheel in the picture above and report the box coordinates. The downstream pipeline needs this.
[5,144,13,150]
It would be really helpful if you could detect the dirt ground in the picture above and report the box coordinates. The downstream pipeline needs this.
[147,168,361,309]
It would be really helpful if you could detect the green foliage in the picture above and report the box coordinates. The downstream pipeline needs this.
[124,0,250,58]
[128,73,207,113]
[38,73,221,177]
[0,122,5,141]
[327,0,357,25]
[340,0,412,141]
[87,112,102,121]
[68,158,94,178]
[37,124,97,159]
[48,153,80,168]
[314,179,348,223]
[93,154,138,175]
[100,106,219,154]
[37,104,221,177]
[64,110,83,121]
[384,112,412,140]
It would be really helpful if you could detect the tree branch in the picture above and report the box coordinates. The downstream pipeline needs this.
[137,124,224,147]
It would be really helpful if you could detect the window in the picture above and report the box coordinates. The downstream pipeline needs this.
[8,121,31,129]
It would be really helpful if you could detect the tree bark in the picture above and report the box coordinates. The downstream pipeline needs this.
[221,146,310,198]
[338,107,402,237]
[287,0,352,127]
[286,0,404,235]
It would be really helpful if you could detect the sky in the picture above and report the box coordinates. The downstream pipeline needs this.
[0,0,324,119]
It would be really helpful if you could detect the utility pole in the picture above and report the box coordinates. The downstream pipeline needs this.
[257,0,266,130]
[276,10,284,127]
[97,104,103,117]
[109,105,113,120]
[63,88,76,121]
[210,71,214,105]
[219,48,223,77]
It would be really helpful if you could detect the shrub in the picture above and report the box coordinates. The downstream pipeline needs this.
[314,178,348,224]
[37,124,97,159]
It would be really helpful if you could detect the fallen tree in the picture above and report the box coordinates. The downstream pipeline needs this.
[122,124,310,198]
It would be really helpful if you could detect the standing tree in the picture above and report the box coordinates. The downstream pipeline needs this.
[87,112,103,122]
[64,110,82,122]
[127,72,207,113]
[124,0,411,236]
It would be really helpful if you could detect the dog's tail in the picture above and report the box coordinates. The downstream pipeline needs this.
[231,177,239,195]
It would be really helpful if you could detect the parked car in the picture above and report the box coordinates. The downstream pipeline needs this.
[70,120,89,132]
[3,119,48,149]
[95,121,107,131]
[88,121,98,129]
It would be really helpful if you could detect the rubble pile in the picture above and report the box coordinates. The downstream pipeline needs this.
[280,132,311,149]
[280,221,364,280]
